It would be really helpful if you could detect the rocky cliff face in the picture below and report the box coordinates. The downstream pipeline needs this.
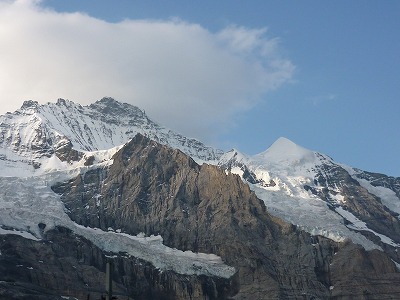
[52,134,400,299]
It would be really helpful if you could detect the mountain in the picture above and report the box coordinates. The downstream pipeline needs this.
[0,97,222,176]
[1,98,400,299]
[219,137,400,255]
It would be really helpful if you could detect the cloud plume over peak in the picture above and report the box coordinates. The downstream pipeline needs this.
[0,0,294,142]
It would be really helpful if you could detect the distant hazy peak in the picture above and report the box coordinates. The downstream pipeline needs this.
[88,97,148,120]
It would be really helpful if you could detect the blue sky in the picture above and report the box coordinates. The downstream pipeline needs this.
[1,0,399,176]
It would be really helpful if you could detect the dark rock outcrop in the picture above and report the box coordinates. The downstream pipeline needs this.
[54,139,84,163]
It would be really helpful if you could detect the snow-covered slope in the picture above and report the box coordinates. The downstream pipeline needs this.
[219,137,400,252]
[0,97,222,176]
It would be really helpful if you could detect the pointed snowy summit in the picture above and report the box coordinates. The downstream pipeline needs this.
[257,137,312,159]
[253,137,317,168]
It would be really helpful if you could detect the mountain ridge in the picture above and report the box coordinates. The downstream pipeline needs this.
[1,97,400,299]
[2,97,399,253]
[0,97,222,176]
[220,136,400,254]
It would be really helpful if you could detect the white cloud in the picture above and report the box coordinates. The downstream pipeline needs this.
[0,0,295,142]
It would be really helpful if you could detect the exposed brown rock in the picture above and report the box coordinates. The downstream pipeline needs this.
[329,241,400,299]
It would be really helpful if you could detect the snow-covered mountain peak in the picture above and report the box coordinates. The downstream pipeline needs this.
[243,137,325,184]
[219,137,321,176]
[20,99,40,110]
[266,136,308,154]
[255,137,316,166]
[87,97,150,124]
[0,97,223,176]
[217,135,400,253]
